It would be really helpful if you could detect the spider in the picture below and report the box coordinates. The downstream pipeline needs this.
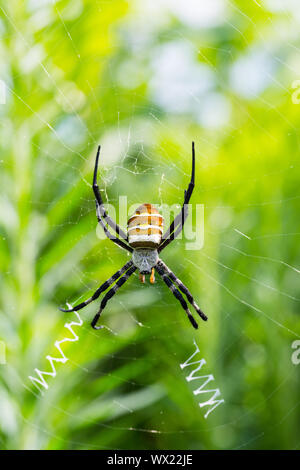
[60,142,207,330]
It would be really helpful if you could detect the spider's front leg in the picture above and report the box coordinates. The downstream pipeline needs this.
[158,141,195,253]
[93,146,133,253]
[91,265,137,329]
[93,146,128,240]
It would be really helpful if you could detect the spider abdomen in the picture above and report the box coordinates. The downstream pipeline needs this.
[127,203,164,248]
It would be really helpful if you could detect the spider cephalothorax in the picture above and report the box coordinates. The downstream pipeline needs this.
[60,143,207,330]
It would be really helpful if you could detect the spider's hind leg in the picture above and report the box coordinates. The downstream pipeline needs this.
[155,263,198,329]
[157,260,207,322]
[93,145,128,241]
[59,261,133,313]
[91,264,137,329]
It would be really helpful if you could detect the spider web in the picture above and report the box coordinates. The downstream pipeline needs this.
[0,0,300,450]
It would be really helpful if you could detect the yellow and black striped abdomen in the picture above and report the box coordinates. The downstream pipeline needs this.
[128,203,164,248]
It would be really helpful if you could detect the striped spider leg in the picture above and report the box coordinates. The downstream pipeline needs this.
[155,262,198,329]
[60,261,136,329]
[91,264,137,329]
[59,260,134,313]
[93,145,133,254]
[156,260,207,328]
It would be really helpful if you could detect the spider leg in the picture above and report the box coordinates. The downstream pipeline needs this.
[157,260,207,321]
[158,142,195,253]
[59,261,133,313]
[91,264,137,329]
[96,204,133,253]
[155,263,198,329]
[93,145,128,241]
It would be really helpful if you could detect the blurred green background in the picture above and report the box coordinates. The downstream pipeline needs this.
[0,0,300,450]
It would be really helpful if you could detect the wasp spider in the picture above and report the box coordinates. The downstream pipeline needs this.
[60,143,207,330]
